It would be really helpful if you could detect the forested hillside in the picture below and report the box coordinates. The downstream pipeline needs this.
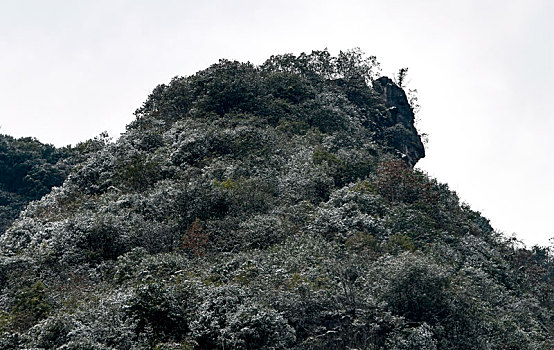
[0,133,111,234]
[0,135,74,233]
[0,50,552,349]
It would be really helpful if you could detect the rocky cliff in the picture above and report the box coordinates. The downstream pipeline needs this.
[373,76,425,167]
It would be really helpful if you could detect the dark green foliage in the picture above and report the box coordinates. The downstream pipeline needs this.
[0,135,76,232]
[10,280,51,331]
[0,191,26,234]
[381,255,450,324]
[114,153,162,191]
[0,136,63,196]
[0,49,552,349]
[191,60,262,117]
[385,123,413,150]
[74,217,127,264]
[265,71,315,104]
[127,282,188,344]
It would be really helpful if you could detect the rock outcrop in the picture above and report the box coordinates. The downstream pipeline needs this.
[373,76,425,167]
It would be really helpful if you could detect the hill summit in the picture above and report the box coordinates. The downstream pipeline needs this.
[0,49,552,349]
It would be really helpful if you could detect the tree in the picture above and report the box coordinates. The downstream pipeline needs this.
[395,67,409,88]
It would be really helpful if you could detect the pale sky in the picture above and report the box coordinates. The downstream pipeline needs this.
[1,0,552,246]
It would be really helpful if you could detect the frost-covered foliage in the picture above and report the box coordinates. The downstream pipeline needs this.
[0,134,80,233]
[0,49,552,349]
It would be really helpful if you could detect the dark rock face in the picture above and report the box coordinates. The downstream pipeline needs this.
[373,77,425,167]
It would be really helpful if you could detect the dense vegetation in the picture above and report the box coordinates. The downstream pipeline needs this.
[0,135,75,233]
[0,49,552,349]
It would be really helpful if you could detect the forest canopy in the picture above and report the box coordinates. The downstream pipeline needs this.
[0,49,551,349]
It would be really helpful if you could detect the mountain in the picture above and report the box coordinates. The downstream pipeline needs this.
[0,49,552,349]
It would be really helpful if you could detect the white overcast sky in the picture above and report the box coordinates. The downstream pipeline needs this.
[1,0,552,246]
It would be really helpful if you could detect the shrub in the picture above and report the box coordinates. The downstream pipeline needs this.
[190,285,295,349]
[127,282,188,344]
[11,280,51,331]
[375,159,437,205]
[386,323,437,350]
[182,219,209,258]
[384,233,415,254]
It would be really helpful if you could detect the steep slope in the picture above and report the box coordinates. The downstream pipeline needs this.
[0,50,552,349]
